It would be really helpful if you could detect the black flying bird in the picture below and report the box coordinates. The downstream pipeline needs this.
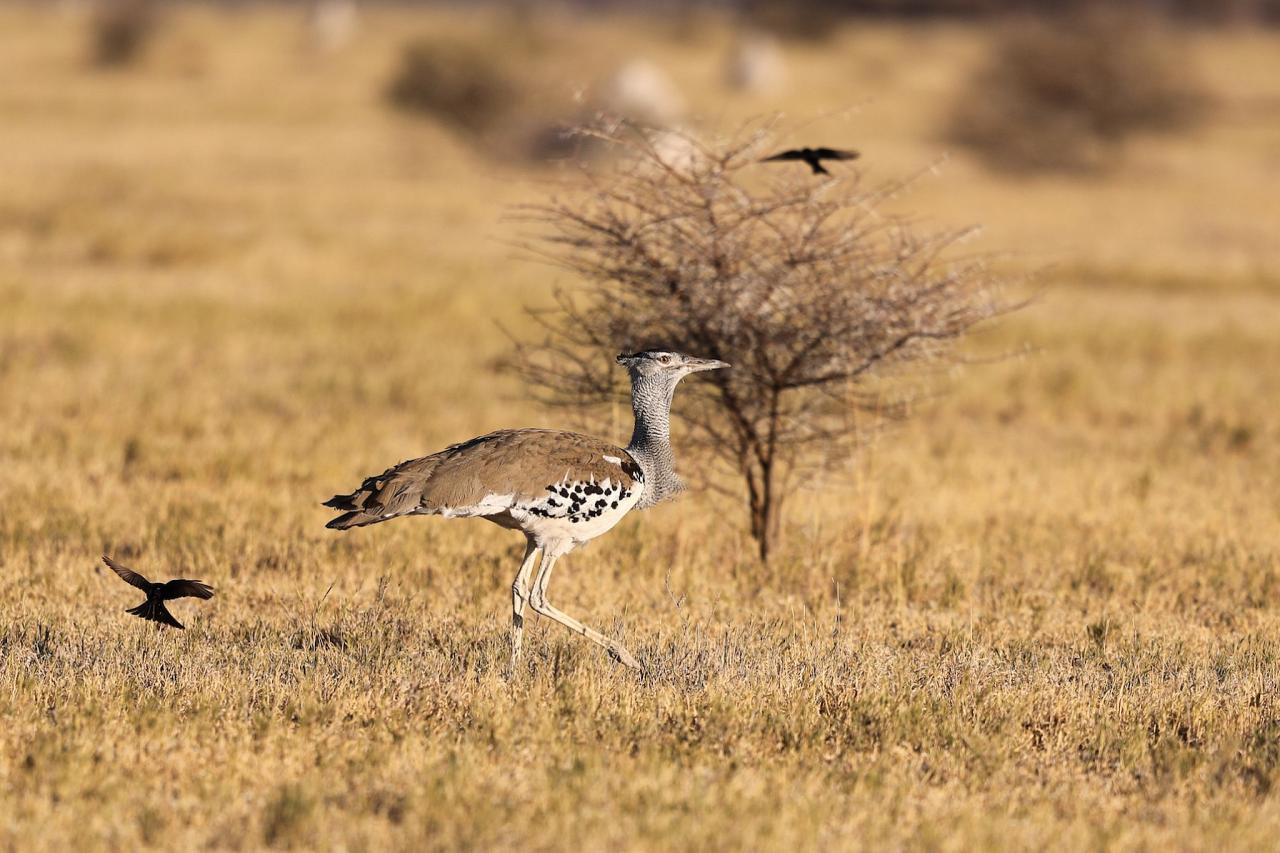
[102,556,214,630]
[760,146,860,175]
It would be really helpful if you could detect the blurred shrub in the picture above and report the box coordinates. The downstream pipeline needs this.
[742,0,846,42]
[89,0,157,68]
[947,6,1207,172]
[386,38,518,134]
[746,0,1280,24]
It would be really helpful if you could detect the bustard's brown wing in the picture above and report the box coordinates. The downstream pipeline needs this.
[103,556,151,591]
[159,579,214,600]
[325,429,642,529]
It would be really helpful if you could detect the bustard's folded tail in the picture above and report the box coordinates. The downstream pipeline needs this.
[325,510,389,530]
[324,459,431,530]
[322,492,358,511]
[324,485,390,529]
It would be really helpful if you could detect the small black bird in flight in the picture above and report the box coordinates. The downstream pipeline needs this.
[760,147,860,175]
[102,556,214,630]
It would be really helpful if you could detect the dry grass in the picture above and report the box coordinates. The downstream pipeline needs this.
[2,6,1280,850]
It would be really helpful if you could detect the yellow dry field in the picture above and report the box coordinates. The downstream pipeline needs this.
[2,6,1279,850]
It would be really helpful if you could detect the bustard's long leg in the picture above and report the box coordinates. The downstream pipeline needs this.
[528,552,642,671]
[510,539,539,667]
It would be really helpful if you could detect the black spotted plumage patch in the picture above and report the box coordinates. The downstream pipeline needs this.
[529,475,633,526]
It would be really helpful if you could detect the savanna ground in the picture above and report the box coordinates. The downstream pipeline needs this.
[2,5,1280,850]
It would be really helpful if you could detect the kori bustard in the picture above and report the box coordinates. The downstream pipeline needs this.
[324,350,728,670]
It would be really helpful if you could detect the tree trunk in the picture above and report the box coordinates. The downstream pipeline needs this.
[746,459,784,563]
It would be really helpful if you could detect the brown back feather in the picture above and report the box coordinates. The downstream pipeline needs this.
[325,429,640,528]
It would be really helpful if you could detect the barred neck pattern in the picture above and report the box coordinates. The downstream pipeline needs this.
[625,373,683,509]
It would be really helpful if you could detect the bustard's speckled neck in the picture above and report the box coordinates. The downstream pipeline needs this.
[625,373,682,509]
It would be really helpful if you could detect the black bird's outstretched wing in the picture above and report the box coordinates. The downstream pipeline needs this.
[126,599,186,630]
[103,556,151,591]
[813,147,860,161]
[760,148,808,163]
[160,579,215,601]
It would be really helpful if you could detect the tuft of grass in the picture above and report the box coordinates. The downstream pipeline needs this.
[262,783,317,847]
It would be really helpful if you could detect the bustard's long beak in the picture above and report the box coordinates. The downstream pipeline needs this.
[686,357,730,372]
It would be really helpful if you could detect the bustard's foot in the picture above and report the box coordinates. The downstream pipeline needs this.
[608,645,643,671]
[508,612,526,673]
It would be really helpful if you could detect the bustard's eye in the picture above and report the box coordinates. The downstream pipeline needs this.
[657,354,672,365]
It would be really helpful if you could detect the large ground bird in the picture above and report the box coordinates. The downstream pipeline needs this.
[324,350,728,670]
[102,556,215,630]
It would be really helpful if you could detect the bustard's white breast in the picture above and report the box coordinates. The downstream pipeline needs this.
[508,473,644,551]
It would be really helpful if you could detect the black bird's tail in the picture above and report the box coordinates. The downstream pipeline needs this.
[126,599,185,630]
[810,161,830,175]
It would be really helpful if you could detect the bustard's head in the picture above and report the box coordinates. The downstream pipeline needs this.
[615,350,729,382]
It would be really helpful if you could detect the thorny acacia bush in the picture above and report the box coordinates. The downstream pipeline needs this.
[509,123,1014,562]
